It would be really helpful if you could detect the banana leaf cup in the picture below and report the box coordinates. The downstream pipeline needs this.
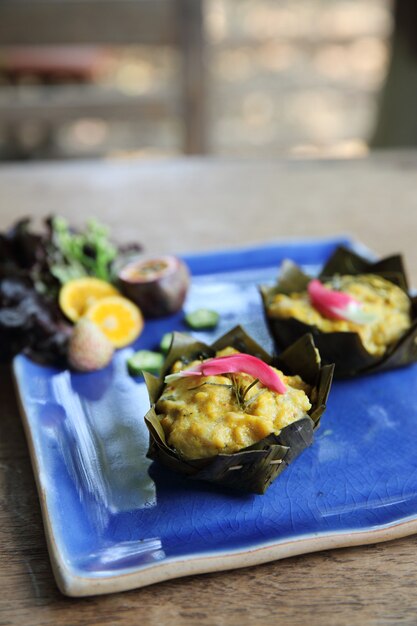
[260,246,417,379]
[143,326,334,495]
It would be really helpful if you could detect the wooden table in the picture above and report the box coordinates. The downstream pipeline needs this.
[1,152,417,626]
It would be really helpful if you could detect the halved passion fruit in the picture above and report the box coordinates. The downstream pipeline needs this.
[118,256,190,319]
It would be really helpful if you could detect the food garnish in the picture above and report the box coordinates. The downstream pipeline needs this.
[127,350,164,376]
[160,332,174,354]
[0,276,70,365]
[307,279,376,324]
[59,277,120,322]
[164,353,287,394]
[118,255,189,318]
[184,308,219,330]
[50,216,118,284]
[84,295,144,348]
[68,319,114,372]
[0,216,142,365]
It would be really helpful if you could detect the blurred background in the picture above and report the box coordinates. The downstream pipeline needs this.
[0,0,415,161]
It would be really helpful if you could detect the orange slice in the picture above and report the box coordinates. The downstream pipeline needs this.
[84,295,144,348]
[59,277,119,323]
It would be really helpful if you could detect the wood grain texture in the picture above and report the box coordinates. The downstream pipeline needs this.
[2,152,417,624]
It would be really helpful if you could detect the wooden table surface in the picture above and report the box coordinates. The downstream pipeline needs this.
[1,152,417,626]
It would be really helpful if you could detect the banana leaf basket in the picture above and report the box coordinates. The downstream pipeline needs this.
[144,326,333,495]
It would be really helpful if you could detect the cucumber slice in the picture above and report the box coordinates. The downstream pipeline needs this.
[184,308,219,330]
[127,350,164,376]
[160,332,174,354]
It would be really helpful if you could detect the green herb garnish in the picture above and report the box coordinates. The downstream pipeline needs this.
[50,216,117,284]
[184,308,219,330]
[160,332,174,354]
[127,350,164,376]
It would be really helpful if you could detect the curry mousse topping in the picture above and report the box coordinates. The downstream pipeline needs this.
[267,274,411,356]
[156,347,312,460]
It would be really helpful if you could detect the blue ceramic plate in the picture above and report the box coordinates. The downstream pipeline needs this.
[13,237,417,597]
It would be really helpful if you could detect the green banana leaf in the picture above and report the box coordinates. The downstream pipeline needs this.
[143,326,334,495]
[260,245,417,378]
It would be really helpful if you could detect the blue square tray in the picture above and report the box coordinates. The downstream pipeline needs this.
[13,237,417,596]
